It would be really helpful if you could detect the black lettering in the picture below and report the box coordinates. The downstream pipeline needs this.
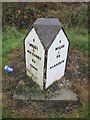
[59,40,61,43]
[31,73,37,79]
[32,52,41,60]
[55,45,65,51]
[56,55,60,58]
[28,42,38,50]
[33,39,35,42]
[30,64,38,71]
[27,50,31,54]
[50,60,64,69]
[27,50,41,60]
[32,59,35,63]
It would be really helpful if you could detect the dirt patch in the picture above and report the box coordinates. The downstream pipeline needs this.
[2,48,88,118]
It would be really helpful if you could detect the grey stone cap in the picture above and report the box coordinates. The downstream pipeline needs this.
[33,18,62,49]
[33,18,61,26]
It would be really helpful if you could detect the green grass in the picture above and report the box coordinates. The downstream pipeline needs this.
[74,104,88,119]
[2,26,28,64]
[2,107,11,118]
[0,106,2,119]
[65,27,88,54]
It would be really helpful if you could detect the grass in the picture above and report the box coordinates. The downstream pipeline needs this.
[2,26,28,64]
[0,106,2,119]
[65,27,88,54]
[2,107,11,118]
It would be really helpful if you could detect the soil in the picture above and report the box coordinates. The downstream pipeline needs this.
[2,48,88,118]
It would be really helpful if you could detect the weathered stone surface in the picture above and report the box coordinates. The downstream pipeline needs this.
[49,88,78,101]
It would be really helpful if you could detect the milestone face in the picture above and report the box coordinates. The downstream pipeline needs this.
[25,28,45,90]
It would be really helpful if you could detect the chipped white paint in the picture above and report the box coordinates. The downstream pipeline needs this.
[25,28,45,90]
[46,29,69,88]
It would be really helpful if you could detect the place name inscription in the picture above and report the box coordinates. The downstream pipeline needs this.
[30,64,38,71]
[27,50,41,60]
[50,60,64,69]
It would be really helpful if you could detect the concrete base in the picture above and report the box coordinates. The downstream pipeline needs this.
[14,78,78,101]
[13,88,78,102]
[49,88,78,101]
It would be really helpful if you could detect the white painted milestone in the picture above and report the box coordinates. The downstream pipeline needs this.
[25,18,69,90]
[46,29,69,88]
[25,28,45,90]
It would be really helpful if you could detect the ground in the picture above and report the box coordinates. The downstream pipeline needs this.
[2,48,88,118]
